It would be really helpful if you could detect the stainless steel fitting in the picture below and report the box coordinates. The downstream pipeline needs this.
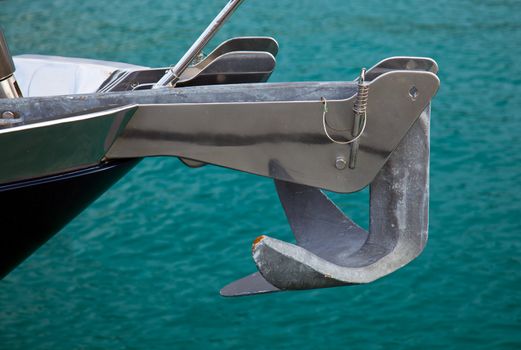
[0,29,22,99]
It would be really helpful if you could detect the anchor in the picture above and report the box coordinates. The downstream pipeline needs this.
[221,58,438,296]
[222,100,432,296]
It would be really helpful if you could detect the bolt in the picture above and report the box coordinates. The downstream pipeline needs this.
[1,111,16,119]
[335,157,347,170]
[406,60,418,70]
[409,86,419,101]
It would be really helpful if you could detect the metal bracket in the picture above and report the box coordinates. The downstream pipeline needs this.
[97,37,279,93]
[0,57,438,193]
[106,67,439,193]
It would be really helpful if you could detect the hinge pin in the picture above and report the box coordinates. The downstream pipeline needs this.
[349,68,369,169]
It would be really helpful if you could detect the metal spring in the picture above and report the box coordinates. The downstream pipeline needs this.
[321,68,369,146]
[353,68,369,120]
[348,68,369,169]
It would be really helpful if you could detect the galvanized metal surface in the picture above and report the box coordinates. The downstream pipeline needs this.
[221,106,431,296]
[0,82,356,127]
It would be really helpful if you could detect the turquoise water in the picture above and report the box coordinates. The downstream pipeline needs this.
[1,0,520,348]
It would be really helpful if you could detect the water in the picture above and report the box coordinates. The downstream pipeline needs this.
[1,0,520,348]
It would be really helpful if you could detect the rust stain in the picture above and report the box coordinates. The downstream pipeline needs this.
[252,235,266,252]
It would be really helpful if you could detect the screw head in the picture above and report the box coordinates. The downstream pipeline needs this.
[1,111,15,119]
[335,157,347,170]
[409,86,419,101]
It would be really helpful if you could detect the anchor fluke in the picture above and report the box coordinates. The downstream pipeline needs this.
[220,272,279,297]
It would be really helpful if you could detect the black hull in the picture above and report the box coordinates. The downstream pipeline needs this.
[0,160,139,278]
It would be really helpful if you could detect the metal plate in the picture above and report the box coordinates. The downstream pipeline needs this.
[97,37,279,93]
[195,36,279,70]
[107,70,439,193]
